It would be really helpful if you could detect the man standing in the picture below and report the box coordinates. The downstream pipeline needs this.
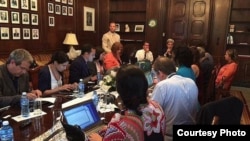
[135,41,154,63]
[102,21,120,53]
[0,49,42,108]
[151,57,199,141]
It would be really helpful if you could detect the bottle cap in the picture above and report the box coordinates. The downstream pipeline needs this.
[79,79,83,82]
[2,121,9,126]
[22,92,27,95]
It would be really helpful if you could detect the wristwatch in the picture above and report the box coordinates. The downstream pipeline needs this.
[148,19,157,27]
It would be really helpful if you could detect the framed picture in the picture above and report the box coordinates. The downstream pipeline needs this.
[0,10,8,23]
[83,6,95,31]
[21,0,29,10]
[55,4,61,15]
[134,25,144,32]
[49,16,54,26]
[55,0,60,2]
[11,12,20,24]
[48,3,54,13]
[68,7,73,16]
[0,0,7,7]
[32,29,39,39]
[68,0,73,5]
[62,6,67,15]
[10,0,19,9]
[115,24,120,32]
[31,14,38,25]
[30,0,38,11]
[62,0,67,4]
[22,13,30,25]
[12,27,21,40]
[23,28,30,39]
[0,27,9,40]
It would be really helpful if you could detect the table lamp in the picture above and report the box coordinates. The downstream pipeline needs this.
[63,33,80,60]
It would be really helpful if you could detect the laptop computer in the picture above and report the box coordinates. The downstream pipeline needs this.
[61,99,105,136]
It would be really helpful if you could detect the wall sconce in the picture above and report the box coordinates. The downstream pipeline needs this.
[63,33,81,60]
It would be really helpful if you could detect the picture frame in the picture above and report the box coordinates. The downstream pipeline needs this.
[22,13,30,25]
[0,27,9,40]
[31,14,38,25]
[12,27,21,40]
[30,0,38,11]
[11,12,20,24]
[134,25,144,32]
[62,0,67,4]
[83,6,95,31]
[49,16,55,26]
[55,0,61,2]
[115,24,120,32]
[21,0,29,10]
[55,4,61,15]
[68,0,73,5]
[32,29,39,39]
[48,3,54,13]
[10,0,19,9]
[0,0,7,7]
[62,6,67,15]
[23,28,30,39]
[68,7,73,16]
[0,10,8,23]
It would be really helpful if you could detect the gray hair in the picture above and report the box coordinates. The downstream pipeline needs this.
[6,49,33,65]
[166,38,174,43]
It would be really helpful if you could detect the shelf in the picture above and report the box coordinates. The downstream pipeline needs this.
[227,44,250,47]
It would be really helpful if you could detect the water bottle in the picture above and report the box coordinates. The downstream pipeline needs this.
[97,71,102,85]
[20,92,30,117]
[0,120,14,141]
[92,90,99,108]
[78,79,85,98]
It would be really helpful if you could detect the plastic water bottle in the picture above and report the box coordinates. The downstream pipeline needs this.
[97,71,102,85]
[0,120,14,141]
[92,90,99,108]
[78,79,85,98]
[20,92,30,117]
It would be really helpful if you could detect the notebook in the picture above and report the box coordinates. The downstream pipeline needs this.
[61,99,105,136]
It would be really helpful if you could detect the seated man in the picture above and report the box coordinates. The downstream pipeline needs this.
[135,41,154,63]
[0,49,42,108]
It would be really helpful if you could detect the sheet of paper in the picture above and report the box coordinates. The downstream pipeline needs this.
[12,111,47,122]
[36,97,56,104]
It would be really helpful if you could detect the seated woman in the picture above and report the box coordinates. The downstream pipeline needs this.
[215,49,238,90]
[103,42,123,71]
[88,65,165,141]
[38,51,77,96]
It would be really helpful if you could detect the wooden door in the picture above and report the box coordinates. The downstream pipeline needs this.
[166,0,211,47]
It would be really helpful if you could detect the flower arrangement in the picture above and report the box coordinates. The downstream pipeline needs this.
[99,70,117,93]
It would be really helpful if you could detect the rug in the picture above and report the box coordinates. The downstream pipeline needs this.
[230,90,250,125]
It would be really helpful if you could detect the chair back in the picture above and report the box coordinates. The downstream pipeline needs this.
[29,66,42,90]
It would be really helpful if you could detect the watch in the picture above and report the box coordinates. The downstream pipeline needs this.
[148,19,157,27]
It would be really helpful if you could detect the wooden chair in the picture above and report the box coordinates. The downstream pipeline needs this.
[29,66,42,90]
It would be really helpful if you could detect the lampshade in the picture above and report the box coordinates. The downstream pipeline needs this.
[63,33,79,45]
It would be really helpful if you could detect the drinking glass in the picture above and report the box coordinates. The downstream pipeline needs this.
[33,99,42,115]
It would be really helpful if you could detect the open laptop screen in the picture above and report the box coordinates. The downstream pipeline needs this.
[62,100,101,130]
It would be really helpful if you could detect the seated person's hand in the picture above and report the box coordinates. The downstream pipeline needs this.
[27,89,42,100]
[71,82,78,90]
[59,84,75,91]
[90,75,97,81]
[88,133,102,141]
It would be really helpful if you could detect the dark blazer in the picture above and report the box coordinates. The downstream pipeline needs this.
[38,65,63,93]
[69,56,90,83]
[0,64,30,108]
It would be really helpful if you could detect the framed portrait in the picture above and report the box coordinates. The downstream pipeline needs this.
[30,0,38,11]
[68,7,73,16]
[12,27,21,40]
[62,0,67,4]
[21,0,29,10]
[0,10,8,23]
[10,0,19,9]
[0,0,7,7]
[49,16,55,26]
[55,4,61,15]
[55,0,61,2]
[68,0,73,5]
[115,24,120,32]
[83,6,95,31]
[22,13,30,25]
[32,29,39,39]
[62,6,67,15]
[11,12,20,24]
[0,27,9,40]
[23,28,30,39]
[134,25,144,32]
[48,3,54,13]
[31,14,38,25]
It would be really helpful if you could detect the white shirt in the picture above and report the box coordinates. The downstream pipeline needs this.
[49,66,62,89]
[102,31,120,53]
[135,49,154,62]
